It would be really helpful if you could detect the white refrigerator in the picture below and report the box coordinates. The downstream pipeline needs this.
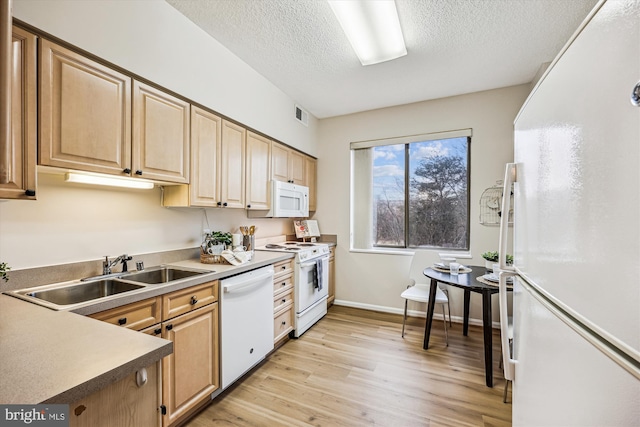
[497,0,640,425]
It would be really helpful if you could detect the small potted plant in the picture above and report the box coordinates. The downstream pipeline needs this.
[481,251,513,271]
[201,231,232,264]
[0,261,10,282]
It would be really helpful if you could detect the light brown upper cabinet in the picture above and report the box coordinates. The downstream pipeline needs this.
[218,120,245,209]
[305,156,317,211]
[271,141,305,185]
[0,26,36,200]
[132,81,189,183]
[162,111,247,208]
[164,106,222,207]
[39,39,132,176]
[245,131,271,210]
[40,40,189,184]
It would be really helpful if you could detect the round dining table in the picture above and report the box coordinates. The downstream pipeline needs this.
[422,265,511,387]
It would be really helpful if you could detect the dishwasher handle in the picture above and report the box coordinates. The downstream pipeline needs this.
[223,270,274,294]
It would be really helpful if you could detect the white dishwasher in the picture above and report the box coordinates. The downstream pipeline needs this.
[220,265,274,389]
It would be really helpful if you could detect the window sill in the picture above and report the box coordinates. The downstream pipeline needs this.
[349,248,473,258]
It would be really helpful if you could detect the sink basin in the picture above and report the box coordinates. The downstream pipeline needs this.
[122,267,208,285]
[21,279,145,306]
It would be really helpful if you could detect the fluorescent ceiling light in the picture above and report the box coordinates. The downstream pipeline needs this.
[65,172,154,190]
[328,0,407,66]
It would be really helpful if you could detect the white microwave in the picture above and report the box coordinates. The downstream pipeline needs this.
[269,180,309,218]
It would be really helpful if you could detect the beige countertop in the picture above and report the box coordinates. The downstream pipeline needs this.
[0,250,294,404]
[0,294,172,404]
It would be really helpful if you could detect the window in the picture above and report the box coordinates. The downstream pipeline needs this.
[351,129,470,250]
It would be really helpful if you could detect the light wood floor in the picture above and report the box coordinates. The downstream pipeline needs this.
[186,305,512,427]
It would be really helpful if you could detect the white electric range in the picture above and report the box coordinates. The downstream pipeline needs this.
[256,242,330,337]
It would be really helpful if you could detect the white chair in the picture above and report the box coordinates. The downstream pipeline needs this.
[400,252,449,345]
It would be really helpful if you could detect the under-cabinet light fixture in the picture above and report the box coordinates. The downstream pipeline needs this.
[65,172,154,190]
[328,0,407,66]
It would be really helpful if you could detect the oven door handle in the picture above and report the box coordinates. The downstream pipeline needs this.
[300,257,328,268]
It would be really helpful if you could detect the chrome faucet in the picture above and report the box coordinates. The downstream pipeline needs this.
[103,254,133,275]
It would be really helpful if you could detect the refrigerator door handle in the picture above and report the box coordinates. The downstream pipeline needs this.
[499,270,517,381]
[499,163,517,272]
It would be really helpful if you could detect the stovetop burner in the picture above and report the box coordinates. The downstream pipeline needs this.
[298,243,315,246]
[265,244,285,249]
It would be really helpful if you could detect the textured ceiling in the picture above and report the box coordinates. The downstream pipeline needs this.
[166,0,598,119]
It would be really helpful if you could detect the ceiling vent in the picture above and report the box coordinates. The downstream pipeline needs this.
[295,104,309,127]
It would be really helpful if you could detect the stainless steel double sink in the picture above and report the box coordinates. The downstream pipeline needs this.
[8,266,213,311]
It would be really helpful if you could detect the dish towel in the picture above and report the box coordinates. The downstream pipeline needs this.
[220,250,249,266]
[315,259,323,291]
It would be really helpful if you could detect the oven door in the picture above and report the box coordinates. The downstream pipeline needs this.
[296,255,329,313]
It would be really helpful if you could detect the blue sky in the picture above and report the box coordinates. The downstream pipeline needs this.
[372,137,467,201]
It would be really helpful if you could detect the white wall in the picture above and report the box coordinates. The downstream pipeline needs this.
[13,0,318,156]
[316,85,529,323]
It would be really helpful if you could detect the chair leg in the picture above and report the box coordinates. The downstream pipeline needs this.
[503,380,510,403]
[401,299,408,338]
[441,304,448,346]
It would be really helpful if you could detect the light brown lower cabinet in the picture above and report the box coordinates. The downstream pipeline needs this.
[328,246,336,306]
[161,302,219,427]
[87,280,220,427]
[69,362,161,427]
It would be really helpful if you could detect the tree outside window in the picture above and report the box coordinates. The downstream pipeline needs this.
[372,136,469,249]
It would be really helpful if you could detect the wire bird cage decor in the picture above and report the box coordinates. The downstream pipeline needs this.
[479,180,513,226]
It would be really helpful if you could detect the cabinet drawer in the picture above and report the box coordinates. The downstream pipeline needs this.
[273,259,294,280]
[274,307,293,342]
[273,275,293,296]
[140,323,163,337]
[273,288,293,313]
[89,297,161,331]
[162,281,218,321]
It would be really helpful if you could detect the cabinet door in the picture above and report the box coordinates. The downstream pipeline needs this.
[0,27,36,200]
[245,131,271,210]
[305,156,317,211]
[39,39,132,176]
[133,81,189,183]
[69,363,161,427]
[189,106,221,206]
[162,303,219,427]
[328,253,335,306]
[289,150,305,185]
[271,141,289,183]
[219,120,245,208]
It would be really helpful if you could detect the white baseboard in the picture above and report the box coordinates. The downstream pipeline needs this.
[332,299,501,329]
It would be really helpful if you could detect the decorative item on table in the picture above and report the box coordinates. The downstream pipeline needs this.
[201,231,232,264]
[481,251,513,271]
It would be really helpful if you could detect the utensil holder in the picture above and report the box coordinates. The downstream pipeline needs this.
[243,235,255,254]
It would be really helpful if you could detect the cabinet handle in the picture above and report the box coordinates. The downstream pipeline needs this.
[282,299,286,303]
[281,282,286,287]
[190,296,198,305]
[25,189,35,197]
[223,202,228,207]
[123,168,131,174]
[247,204,251,208]
[166,324,173,331]
[282,321,287,325]
[118,317,127,325]
[135,170,143,175]
[216,201,222,206]
[154,327,162,335]
[281,266,286,270]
